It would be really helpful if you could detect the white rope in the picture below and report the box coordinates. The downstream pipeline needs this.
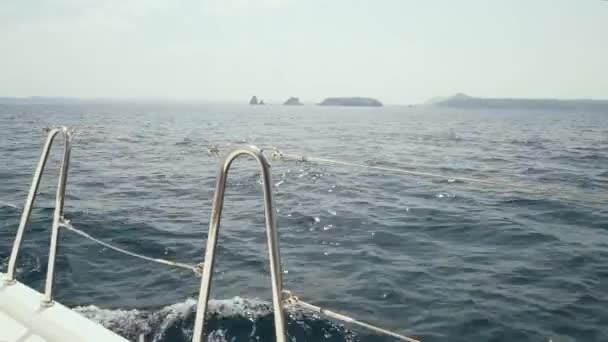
[269,149,607,204]
[214,145,598,199]
[275,150,531,189]
[60,220,203,276]
[283,290,420,342]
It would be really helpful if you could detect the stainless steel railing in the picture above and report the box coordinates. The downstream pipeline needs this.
[192,145,287,342]
[4,127,73,306]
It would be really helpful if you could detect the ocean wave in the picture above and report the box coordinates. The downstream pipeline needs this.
[0,201,19,209]
[0,251,41,276]
[175,137,193,146]
[508,138,548,148]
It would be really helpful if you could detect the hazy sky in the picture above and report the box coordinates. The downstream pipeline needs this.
[1,0,607,104]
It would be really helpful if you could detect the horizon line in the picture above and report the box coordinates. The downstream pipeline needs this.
[2,94,608,105]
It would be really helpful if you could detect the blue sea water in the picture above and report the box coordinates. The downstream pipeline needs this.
[0,101,607,342]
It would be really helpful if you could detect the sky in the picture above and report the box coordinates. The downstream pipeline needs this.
[1,0,607,104]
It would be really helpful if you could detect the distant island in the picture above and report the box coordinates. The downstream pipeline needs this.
[318,97,382,107]
[283,97,303,105]
[433,93,608,112]
[249,96,265,105]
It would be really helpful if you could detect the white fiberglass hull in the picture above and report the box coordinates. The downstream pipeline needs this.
[0,272,128,342]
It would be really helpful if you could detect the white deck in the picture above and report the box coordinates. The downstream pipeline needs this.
[0,272,129,342]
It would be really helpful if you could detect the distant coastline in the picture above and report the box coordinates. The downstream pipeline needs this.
[433,93,608,112]
[0,96,85,104]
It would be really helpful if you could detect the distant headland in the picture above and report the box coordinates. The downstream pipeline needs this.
[431,93,608,112]
[318,97,383,107]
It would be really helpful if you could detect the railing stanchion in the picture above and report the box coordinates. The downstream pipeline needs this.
[192,145,286,342]
[5,127,73,307]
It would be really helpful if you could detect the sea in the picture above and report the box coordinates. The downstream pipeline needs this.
[0,101,607,342]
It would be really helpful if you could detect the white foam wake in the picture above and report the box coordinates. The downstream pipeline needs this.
[74,297,274,342]
[75,296,358,342]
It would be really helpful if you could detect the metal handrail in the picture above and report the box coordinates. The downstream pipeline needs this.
[192,145,287,342]
[4,127,73,306]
